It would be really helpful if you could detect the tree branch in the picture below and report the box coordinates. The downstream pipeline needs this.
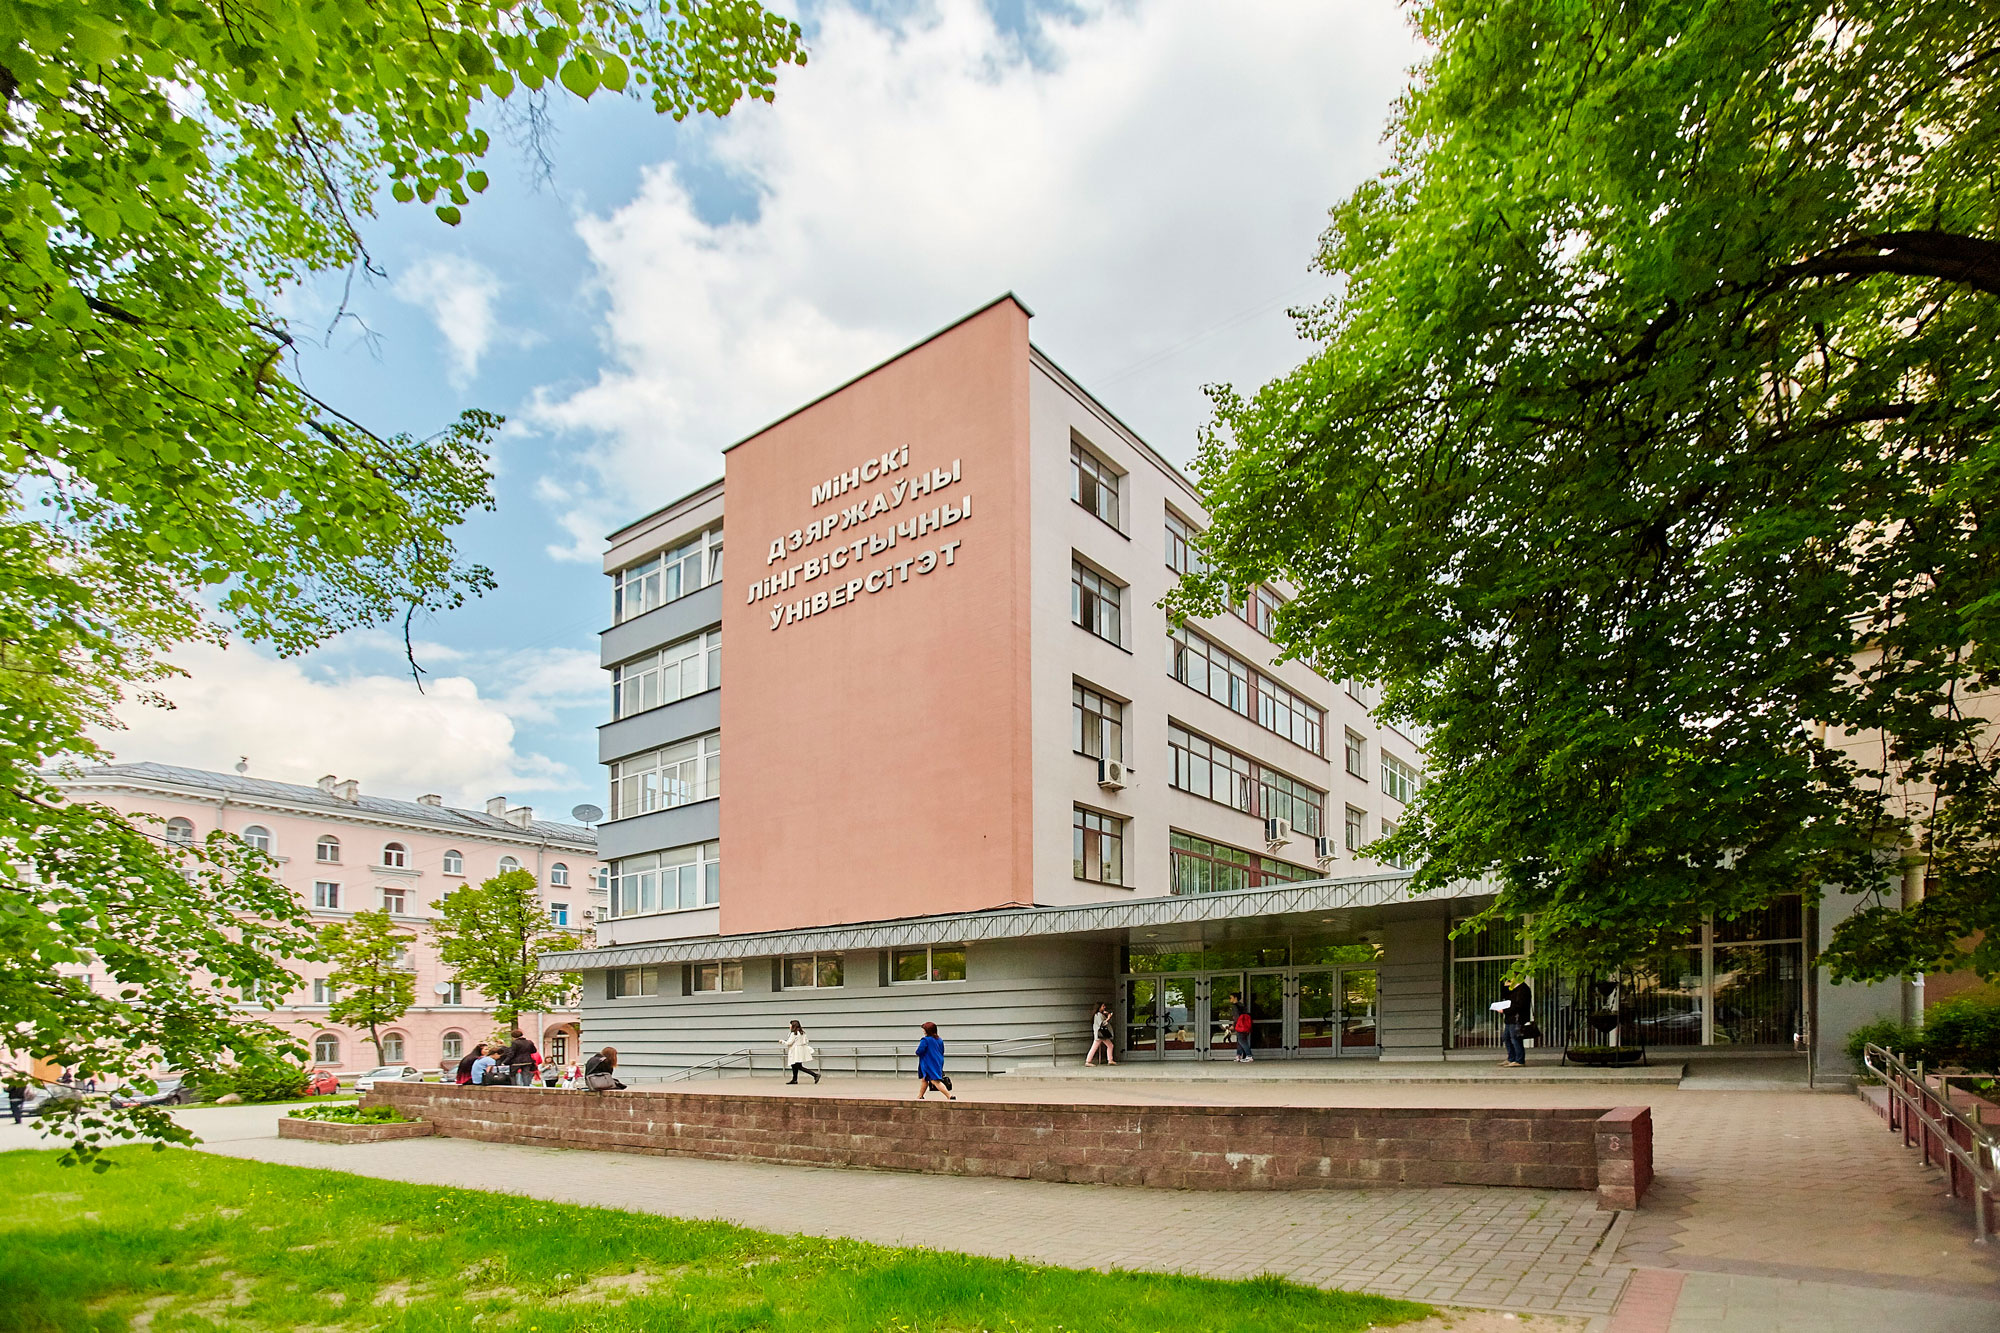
[1792,230,2000,298]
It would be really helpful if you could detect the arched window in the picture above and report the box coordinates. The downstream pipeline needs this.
[164,817,196,847]
[440,1031,464,1061]
[381,841,407,868]
[240,825,272,853]
[596,865,610,892]
[442,849,464,875]
[549,862,570,886]
[381,1032,405,1063]
[316,835,341,863]
[313,1033,340,1065]
[498,855,521,873]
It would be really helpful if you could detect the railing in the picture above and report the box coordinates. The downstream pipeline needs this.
[1864,1042,2000,1242]
[651,1033,1079,1082]
[659,1048,758,1082]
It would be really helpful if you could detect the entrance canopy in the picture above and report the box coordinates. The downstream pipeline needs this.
[541,871,1493,972]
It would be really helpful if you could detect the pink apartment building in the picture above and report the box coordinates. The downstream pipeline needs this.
[51,763,603,1077]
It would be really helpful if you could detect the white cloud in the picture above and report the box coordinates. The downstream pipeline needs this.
[94,642,599,809]
[393,253,510,387]
[525,0,1419,558]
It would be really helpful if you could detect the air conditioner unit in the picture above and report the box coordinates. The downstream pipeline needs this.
[1313,835,1335,863]
[581,908,597,922]
[1098,759,1128,790]
[1264,817,1292,846]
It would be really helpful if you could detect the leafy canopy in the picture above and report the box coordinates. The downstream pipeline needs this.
[0,0,803,1157]
[319,910,418,1066]
[1180,0,2000,978]
[432,869,580,1025]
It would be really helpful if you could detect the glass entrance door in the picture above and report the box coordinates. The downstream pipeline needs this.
[1160,976,1201,1054]
[1292,968,1378,1057]
[1248,970,1287,1055]
[1340,968,1379,1050]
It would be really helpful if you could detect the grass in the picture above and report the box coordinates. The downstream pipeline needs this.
[0,1150,1430,1333]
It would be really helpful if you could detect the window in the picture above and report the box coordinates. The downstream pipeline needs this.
[608,967,659,998]
[240,825,272,854]
[381,841,408,868]
[313,1034,340,1064]
[442,849,464,875]
[1168,832,1316,896]
[550,1033,568,1062]
[1345,805,1367,853]
[1231,585,1285,639]
[1070,439,1121,528]
[549,862,570,887]
[441,1031,464,1061]
[1071,560,1123,646]
[1073,808,1125,886]
[613,527,722,624]
[1073,683,1125,761]
[1381,752,1419,805]
[1169,625,1326,755]
[1167,724,1324,836]
[609,841,721,917]
[312,978,337,1004]
[498,856,521,873]
[391,946,415,971]
[313,881,340,910]
[692,961,743,993]
[440,981,463,1005]
[1164,510,1205,577]
[381,1032,405,1063]
[890,946,967,984]
[783,954,845,989]
[612,629,721,718]
[549,902,569,927]
[316,835,341,863]
[380,887,407,915]
[164,817,196,847]
[1344,730,1367,778]
[1379,819,1411,870]
[595,866,610,892]
[609,732,722,819]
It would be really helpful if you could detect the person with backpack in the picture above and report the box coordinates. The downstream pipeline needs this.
[1227,992,1254,1063]
[1085,1003,1117,1066]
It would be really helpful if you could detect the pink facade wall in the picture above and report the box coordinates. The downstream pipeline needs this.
[68,786,595,1076]
[719,298,1035,933]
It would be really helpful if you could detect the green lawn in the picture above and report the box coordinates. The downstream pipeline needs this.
[0,1150,1430,1332]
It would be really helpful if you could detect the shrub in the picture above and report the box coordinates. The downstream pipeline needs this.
[186,1058,310,1105]
[1843,1019,1924,1072]
[1921,998,2000,1072]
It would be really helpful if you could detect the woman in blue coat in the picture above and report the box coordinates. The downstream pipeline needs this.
[915,1021,954,1100]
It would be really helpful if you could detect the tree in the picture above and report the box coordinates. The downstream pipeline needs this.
[1,2,803,1158]
[432,870,580,1026]
[319,911,418,1066]
[1181,1,2000,979]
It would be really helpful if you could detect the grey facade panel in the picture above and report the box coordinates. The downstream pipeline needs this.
[598,690,722,765]
[579,938,1116,1079]
[599,583,724,668]
[1376,916,1448,1058]
[592,800,720,862]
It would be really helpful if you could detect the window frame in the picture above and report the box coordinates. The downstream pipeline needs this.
[1072,681,1126,762]
[1381,752,1419,805]
[1164,509,1206,578]
[240,824,272,854]
[1344,729,1368,779]
[549,862,570,887]
[549,902,569,927]
[440,981,463,1005]
[381,1032,406,1063]
[607,966,660,999]
[312,881,341,911]
[781,953,846,989]
[312,978,337,1005]
[889,945,968,984]
[441,1031,465,1061]
[1344,804,1367,853]
[612,527,723,624]
[691,960,744,994]
[315,835,341,863]
[1166,722,1325,836]
[312,1033,340,1064]
[609,731,723,820]
[608,841,721,918]
[1070,558,1125,648]
[1230,585,1285,640]
[442,849,464,876]
[380,841,408,868]
[1072,806,1126,886]
[380,886,407,915]
[611,627,722,720]
[498,855,521,873]
[1168,624,1326,756]
[164,816,196,847]
[1168,831,1317,897]
[1069,437,1122,531]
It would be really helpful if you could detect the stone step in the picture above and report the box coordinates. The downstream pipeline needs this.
[997,1060,1687,1085]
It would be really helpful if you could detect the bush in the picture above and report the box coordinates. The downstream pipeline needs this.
[1921,998,2000,1072]
[186,1059,310,1105]
[1843,1018,1924,1072]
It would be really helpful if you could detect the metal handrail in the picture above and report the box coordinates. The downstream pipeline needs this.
[659,1048,758,1082]
[1864,1042,1999,1243]
[652,1033,1083,1082]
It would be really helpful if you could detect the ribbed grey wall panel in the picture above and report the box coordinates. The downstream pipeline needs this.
[577,938,1118,1079]
[598,690,722,764]
[1376,916,1447,1059]
[592,799,720,862]
[598,584,723,668]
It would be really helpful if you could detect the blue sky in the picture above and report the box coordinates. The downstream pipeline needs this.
[107,0,1419,821]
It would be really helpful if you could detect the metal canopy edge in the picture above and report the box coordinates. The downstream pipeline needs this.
[540,872,1495,972]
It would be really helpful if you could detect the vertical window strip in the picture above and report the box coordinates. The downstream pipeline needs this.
[1071,560,1123,645]
[1072,683,1124,760]
[1167,831,1314,896]
[1071,440,1121,528]
[1164,511,1206,577]
[1072,807,1126,885]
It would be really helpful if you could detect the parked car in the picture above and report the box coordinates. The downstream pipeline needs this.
[21,1083,84,1118]
[109,1074,195,1108]
[352,1065,422,1092]
[304,1068,341,1096]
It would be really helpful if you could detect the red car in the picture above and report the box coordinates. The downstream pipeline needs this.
[304,1068,341,1096]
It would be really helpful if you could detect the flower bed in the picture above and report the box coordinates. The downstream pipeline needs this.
[278,1103,433,1144]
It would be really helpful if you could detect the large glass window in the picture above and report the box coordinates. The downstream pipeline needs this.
[1381,752,1418,805]
[1167,832,1316,896]
[612,528,722,624]
[692,961,743,993]
[782,955,845,989]
[609,733,721,819]
[1071,560,1123,646]
[1164,510,1205,577]
[611,628,720,718]
[890,945,967,983]
[313,881,340,910]
[1167,723,1325,836]
[1258,768,1324,839]
[608,967,659,998]
[1071,439,1121,529]
[1073,683,1124,761]
[1073,807,1125,885]
[609,841,721,917]
[1169,625,1324,755]
[1231,585,1284,639]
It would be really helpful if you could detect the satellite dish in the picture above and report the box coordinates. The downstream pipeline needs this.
[433,982,454,996]
[571,804,603,825]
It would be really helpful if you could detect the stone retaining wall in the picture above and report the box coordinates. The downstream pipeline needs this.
[277,1115,436,1144]
[366,1084,1652,1209]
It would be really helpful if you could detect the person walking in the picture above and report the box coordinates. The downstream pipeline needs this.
[782,1021,821,1084]
[914,1021,954,1100]
[1500,976,1534,1068]
[1085,1003,1117,1066]
[5,1074,26,1124]
[583,1047,625,1091]
[505,1028,539,1087]
[1227,992,1254,1063]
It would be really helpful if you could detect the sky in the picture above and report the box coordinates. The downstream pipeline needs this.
[101,0,1423,823]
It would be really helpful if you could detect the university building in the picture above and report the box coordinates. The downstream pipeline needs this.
[553,296,1899,1078]
[50,763,602,1077]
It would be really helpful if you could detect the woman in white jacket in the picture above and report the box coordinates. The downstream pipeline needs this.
[782,1020,821,1085]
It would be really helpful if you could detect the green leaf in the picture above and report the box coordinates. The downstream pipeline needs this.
[467,171,489,194]
[559,56,599,99]
[435,204,462,226]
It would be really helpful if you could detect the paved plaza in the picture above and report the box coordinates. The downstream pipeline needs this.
[4,1073,1996,1330]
